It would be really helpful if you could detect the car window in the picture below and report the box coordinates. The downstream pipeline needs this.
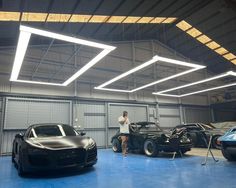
[33,125,63,137]
[62,124,78,136]
[138,123,162,132]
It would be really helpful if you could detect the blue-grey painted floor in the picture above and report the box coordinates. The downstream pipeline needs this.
[0,149,236,188]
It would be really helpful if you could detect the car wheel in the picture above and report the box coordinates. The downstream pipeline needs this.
[112,138,121,152]
[143,139,158,157]
[221,147,236,161]
[211,135,221,149]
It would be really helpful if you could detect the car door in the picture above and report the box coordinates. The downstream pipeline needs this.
[128,125,146,150]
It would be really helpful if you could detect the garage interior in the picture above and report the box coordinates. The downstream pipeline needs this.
[0,0,236,187]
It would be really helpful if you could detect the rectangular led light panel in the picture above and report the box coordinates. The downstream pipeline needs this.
[10,25,116,86]
[153,71,236,97]
[95,55,205,92]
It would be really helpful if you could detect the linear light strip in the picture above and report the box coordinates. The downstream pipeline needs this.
[63,49,111,86]
[181,82,236,97]
[10,25,116,86]
[153,71,236,97]
[95,56,159,88]
[94,87,132,93]
[153,72,231,95]
[10,31,31,81]
[14,79,63,86]
[95,55,205,93]
[20,25,115,50]
[131,68,201,92]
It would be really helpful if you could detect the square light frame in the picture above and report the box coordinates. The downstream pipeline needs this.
[153,71,236,97]
[10,25,116,86]
[95,55,205,93]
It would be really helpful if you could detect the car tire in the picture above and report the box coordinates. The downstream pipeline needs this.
[221,147,236,161]
[143,139,158,157]
[211,135,221,149]
[112,139,121,153]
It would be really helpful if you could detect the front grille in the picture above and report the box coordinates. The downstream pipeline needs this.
[29,154,50,166]
[87,148,97,163]
[56,148,86,166]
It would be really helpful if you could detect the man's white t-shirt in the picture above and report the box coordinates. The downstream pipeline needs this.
[118,116,130,134]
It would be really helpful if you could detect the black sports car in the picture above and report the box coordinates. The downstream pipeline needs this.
[174,123,224,149]
[12,123,97,176]
[111,122,192,157]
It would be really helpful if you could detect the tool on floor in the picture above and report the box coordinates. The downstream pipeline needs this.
[200,131,219,165]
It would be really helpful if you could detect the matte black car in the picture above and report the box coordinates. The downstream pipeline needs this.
[12,123,97,176]
[174,123,224,149]
[111,122,192,157]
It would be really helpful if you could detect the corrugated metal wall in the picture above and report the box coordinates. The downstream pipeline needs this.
[159,106,181,128]
[1,97,72,154]
[76,102,106,147]
[184,107,211,123]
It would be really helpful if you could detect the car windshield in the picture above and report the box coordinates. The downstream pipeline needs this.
[32,124,78,138]
[138,123,162,132]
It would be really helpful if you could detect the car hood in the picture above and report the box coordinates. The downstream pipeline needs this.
[26,136,92,150]
[218,129,236,142]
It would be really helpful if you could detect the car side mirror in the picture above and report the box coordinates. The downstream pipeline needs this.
[80,132,86,136]
[15,133,24,139]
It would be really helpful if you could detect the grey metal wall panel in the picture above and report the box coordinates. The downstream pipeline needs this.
[77,103,106,129]
[1,131,20,154]
[149,106,157,122]
[85,130,105,147]
[159,106,181,127]
[4,98,71,129]
[185,107,211,123]
[109,103,148,127]
[159,116,180,128]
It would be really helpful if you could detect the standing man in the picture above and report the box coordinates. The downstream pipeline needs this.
[118,111,130,156]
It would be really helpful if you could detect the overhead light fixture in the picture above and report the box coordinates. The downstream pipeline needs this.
[176,20,192,31]
[231,59,236,65]
[153,71,236,97]
[196,35,211,44]
[205,41,220,50]
[223,53,236,61]
[95,55,205,93]
[186,28,202,38]
[10,25,116,86]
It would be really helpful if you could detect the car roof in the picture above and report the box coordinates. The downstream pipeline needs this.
[29,123,70,129]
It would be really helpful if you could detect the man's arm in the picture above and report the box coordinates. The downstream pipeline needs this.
[118,116,128,125]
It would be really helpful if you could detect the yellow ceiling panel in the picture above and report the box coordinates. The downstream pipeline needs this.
[106,16,126,23]
[196,35,211,44]
[150,17,166,23]
[186,28,202,38]
[231,59,236,65]
[205,41,220,49]
[215,47,228,55]
[122,16,141,23]
[21,12,48,22]
[176,20,192,31]
[137,17,153,23]
[69,14,91,22]
[162,17,177,23]
[223,53,236,60]
[89,15,109,23]
[47,13,71,22]
[0,11,20,21]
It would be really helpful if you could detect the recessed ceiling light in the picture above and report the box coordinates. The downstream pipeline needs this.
[176,20,192,31]
[205,41,220,50]
[153,71,236,97]
[95,55,205,93]
[186,28,202,38]
[10,25,116,86]
[196,35,211,44]
[223,53,236,61]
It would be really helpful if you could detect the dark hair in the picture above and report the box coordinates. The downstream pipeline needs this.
[123,111,128,117]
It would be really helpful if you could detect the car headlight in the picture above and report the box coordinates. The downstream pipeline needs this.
[88,138,96,149]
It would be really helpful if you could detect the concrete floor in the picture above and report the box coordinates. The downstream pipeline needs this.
[0,149,236,188]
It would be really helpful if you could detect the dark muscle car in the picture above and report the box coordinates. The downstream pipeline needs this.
[174,123,225,149]
[111,122,192,157]
[12,123,97,176]
[218,126,236,161]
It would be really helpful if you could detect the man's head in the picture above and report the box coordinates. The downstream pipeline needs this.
[123,111,128,117]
